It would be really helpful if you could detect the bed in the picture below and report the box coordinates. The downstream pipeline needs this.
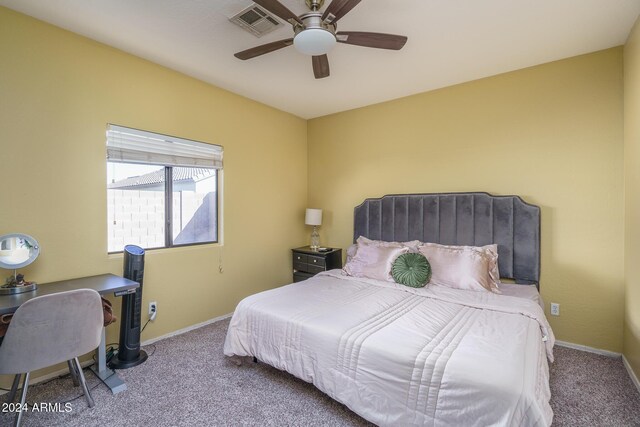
[224,193,554,426]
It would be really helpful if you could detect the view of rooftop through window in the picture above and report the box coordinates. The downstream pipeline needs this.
[107,162,217,252]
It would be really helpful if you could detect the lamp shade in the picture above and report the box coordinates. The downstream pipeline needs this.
[305,208,323,226]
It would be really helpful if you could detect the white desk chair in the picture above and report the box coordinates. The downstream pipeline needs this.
[0,289,103,427]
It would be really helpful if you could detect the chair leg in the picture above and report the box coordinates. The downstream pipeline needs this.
[67,359,80,386]
[7,373,21,403]
[73,357,94,408]
[13,371,29,427]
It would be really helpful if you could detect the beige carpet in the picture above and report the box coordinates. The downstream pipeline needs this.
[1,318,639,426]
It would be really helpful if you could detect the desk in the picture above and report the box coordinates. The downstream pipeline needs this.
[0,274,139,394]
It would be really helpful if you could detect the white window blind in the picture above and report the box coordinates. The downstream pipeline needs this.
[106,124,223,169]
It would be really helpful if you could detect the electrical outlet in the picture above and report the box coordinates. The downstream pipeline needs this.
[550,303,560,316]
[149,301,157,321]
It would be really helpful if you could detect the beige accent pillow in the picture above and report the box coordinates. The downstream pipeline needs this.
[418,244,500,293]
[344,244,409,282]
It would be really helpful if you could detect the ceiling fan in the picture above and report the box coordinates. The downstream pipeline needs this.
[234,0,408,79]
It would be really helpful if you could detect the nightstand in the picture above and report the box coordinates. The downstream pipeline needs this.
[292,246,342,283]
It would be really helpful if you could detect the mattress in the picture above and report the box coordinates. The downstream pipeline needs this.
[224,270,555,426]
[499,282,544,309]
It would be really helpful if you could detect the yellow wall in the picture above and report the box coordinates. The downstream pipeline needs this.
[0,7,307,382]
[308,48,625,352]
[624,16,640,379]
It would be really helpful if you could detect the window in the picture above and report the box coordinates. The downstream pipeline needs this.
[106,125,222,253]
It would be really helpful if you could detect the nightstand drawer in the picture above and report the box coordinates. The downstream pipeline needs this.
[307,255,325,267]
[292,253,308,264]
[292,252,308,272]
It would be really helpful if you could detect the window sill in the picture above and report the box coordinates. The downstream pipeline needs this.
[107,241,223,258]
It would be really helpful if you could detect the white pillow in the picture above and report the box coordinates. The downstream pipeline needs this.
[344,244,409,282]
[418,243,501,293]
[475,243,500,285]
[346,236,421,265]
[356,236,421,252]
[421,243,500,290]
[346,244,358,264]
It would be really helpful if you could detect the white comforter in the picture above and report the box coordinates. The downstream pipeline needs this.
[224,270,555,426]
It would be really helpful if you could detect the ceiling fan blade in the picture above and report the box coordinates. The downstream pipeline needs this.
[253,0,303,25]
[322,0,361,23]
[234,39,294,60]
[336,32,408,50]
[312,55,330,79]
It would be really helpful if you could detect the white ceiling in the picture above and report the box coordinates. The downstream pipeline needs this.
[2,0,639,119]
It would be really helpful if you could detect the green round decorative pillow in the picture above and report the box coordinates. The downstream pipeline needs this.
[391,253,432,288]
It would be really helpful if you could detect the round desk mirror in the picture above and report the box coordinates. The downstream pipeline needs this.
[0,233,39,294]
[0,233,40,269]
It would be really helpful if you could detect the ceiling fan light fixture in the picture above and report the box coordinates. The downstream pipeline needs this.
[233,0,407,79]
[293,28,336,55]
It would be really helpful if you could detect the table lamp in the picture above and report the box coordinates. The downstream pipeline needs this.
[305,208,322,250]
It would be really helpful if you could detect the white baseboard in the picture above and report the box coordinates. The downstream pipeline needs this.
[0,360,93,396]
[555,340,640,394]
[555,340,621,358]
[141,312,232,346]
[622,355,640,395]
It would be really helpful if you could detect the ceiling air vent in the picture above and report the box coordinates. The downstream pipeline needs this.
[229,4,282,38]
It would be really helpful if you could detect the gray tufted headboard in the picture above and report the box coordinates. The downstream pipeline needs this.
[353,192,540,287]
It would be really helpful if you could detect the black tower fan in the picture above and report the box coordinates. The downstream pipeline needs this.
[110,245,148,369]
